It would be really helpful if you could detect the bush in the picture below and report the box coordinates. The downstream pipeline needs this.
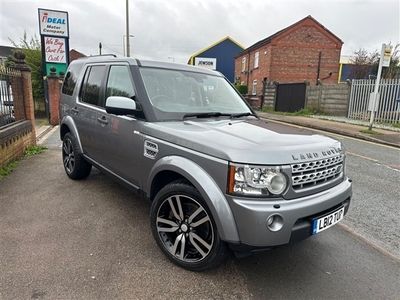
[235,84,248,95]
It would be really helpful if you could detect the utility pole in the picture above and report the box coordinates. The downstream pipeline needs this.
[99,42,102,55]
[125,0,130,57]
[368,43,392,130]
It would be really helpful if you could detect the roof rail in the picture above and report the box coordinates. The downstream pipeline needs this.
[88,54,117,58]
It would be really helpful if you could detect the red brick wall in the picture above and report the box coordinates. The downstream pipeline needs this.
[270,22,341,84]
[234,18,342,89]
[235,44,273,96]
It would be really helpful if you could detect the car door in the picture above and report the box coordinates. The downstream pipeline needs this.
[74,64,107,161]
[95,64,144,187]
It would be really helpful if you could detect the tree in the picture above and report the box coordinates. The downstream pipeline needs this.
[8,31,44,108]
[350,43,400,80]
[349,48,379,79]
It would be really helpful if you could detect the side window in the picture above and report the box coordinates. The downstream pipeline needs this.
[79,65,106,106]
[106,66,135,99]
[62,63,82,95]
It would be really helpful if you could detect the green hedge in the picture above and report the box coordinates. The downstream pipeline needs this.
[235,84,248,95]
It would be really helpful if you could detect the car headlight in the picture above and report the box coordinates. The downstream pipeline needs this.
[227,163,287,196]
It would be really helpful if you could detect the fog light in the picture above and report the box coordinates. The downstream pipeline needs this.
[266,214,284,232]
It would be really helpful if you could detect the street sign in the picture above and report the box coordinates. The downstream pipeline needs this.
[382,45,392,67]
[38,9,69,37]
[368,92,380,112]
[368,43,391,130]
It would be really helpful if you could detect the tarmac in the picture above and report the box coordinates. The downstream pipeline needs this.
[258,112,400,148]
[1,127,399,299]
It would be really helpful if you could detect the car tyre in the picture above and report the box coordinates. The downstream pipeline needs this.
[62,132,92,180]
[150,181,228,271]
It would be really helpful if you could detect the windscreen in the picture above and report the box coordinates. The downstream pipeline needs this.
[140,68,251,120]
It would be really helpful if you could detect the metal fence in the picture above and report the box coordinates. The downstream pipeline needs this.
[348,79,400,124]
[0,66,21,127]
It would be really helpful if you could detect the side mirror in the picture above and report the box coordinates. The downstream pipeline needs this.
[105,96,137,116]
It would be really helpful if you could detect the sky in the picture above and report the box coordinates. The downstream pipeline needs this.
[0,0,399,63]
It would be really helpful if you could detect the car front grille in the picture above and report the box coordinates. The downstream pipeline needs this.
[291,155,344,190]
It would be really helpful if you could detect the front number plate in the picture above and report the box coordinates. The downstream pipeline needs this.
[312,206,345,235]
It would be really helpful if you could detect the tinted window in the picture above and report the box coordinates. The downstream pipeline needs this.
[80,65,106,106]
[106,66,135,99]
[62,63,82,95]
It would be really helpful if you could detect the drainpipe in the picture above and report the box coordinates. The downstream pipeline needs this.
[316,51,322,85]
[246,51,251,89]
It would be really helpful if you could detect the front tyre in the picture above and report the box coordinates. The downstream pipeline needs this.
[150,181,228,271]
[62,132,92,180]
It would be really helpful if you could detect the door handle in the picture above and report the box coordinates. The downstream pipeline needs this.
[71,107,79,114]
[97,116,109,125]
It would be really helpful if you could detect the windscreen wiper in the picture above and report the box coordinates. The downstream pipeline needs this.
[230,112,259,119]
[183,112,233,119]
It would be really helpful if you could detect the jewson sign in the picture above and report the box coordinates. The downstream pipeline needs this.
[194,57,217,70]
[38,9,69,37]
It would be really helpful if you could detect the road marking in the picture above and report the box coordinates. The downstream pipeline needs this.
[346,151,379,162]
[346,151,400,173]
[338,223,400,262]
[263,118,400,151]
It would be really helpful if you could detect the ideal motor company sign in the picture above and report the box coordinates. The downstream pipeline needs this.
[44,37,67,63]
[38,9,69,37]
[194,57,217,70]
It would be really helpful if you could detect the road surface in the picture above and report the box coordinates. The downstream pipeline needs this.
[0,123,398,299]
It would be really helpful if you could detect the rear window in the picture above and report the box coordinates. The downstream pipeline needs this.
[62,63,82,96]
[79,65,106,106]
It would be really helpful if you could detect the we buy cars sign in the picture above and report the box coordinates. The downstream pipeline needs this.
[38,8,70,76]
[44,37,67,63]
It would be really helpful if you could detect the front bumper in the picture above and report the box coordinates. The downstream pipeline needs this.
[227,178,352,247]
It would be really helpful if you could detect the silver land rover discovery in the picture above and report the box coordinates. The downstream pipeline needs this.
[60,55,352,271]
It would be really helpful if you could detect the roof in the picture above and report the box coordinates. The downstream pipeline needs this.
[69,49,86,62]
[73,55,222,76]
[238,15,343,56]
[188,36,245,64]
[0,46,17,58]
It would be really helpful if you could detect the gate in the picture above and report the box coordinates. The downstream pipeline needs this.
[0,66,23,127]
[348,79,400,124]
[275,83,306,112]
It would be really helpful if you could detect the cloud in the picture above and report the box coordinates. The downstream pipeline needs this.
[1,0,399,63]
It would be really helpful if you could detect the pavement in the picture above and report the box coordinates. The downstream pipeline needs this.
[258,112,400,148]
[1,123,399,299]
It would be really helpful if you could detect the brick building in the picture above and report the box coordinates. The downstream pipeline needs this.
[235,16,343,96]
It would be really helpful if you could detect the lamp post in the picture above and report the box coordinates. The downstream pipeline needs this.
[125,0,130,57]
[122,35,134,56]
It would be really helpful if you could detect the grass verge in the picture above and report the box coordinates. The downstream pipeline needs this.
[360,129,381,135]
[261,107,320,116]
[392,122,400,129]
[0,145,47,180]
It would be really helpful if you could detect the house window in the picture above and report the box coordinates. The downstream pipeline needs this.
[254,51,259,68]
[252,80,257,95]
[241,57,246,72]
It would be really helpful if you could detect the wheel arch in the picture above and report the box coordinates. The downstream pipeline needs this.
[147,156,239,243]
[60,115,83,153]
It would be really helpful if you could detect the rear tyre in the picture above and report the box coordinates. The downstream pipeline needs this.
[150,181,228,271]
[62,132,92,180]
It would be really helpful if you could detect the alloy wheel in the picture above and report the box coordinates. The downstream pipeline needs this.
[62,137,75,174]
[156,194,214,262]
